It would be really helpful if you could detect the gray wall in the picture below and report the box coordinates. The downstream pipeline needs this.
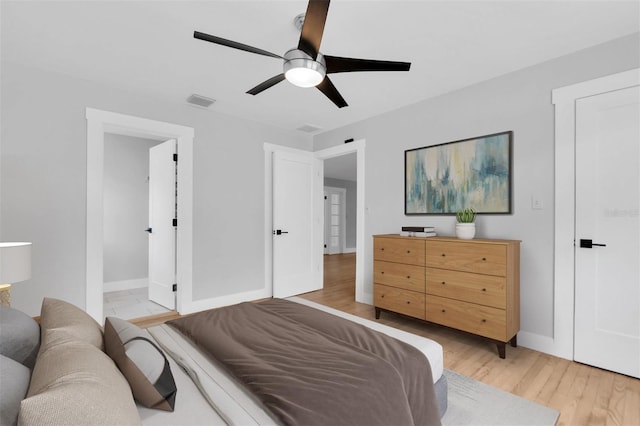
[314,33,640,340]
[324,177,357,250]
[103,134,160,284]
[1,61,311,316]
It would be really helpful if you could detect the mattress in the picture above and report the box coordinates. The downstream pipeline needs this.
[139,298,446,425]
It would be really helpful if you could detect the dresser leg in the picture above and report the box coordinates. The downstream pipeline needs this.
[375,307,381,319]
[497,342,506,359]
[510,334,517,348]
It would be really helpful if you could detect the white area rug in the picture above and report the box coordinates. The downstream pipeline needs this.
[442,369,559,426]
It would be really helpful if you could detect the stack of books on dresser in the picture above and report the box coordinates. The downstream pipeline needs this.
[400,226,437,237]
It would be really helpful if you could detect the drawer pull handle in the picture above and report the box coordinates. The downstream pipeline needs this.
[406,301,410,304]
[482,288,486,292]
[381,271,385,274]
[482,319,487,323]
[381,294,385,298]
[441,281,446,285]
[407,275,411,279]
[441,309,446,313]
[482,257,487,261]
[441,253,446,257]
[407,250,411,254]
[381,248,385,251]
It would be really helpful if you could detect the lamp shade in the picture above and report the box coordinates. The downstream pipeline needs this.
[0,242,32,284]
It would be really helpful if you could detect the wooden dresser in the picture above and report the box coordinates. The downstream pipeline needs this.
[373,234,520,358]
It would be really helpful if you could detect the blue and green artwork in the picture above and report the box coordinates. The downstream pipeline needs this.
[405,132,512,214]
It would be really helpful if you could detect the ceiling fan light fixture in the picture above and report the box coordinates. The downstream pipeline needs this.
[283,49,326,88]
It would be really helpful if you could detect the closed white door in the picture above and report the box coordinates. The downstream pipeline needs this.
[148,139,177,310]
[574,85,639,378]
[273,150,322,298]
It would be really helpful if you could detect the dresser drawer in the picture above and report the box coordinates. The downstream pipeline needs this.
[426,240,507,276]
[374,237,425,266]
[426,295,506,341]
[374,284,425,320]
[426,267,506,309]
[374,261,425,293]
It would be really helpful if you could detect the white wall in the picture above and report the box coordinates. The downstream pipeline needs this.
[313,33,640,343]
[103,133,160,284]
[0,62,311,316]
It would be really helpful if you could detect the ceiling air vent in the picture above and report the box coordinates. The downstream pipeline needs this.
[296,124,323,133]
[186,94,216,109]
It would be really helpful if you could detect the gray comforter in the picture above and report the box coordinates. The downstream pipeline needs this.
[168,299,441,426]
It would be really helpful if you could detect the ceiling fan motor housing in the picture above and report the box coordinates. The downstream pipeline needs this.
[283,49,326,87]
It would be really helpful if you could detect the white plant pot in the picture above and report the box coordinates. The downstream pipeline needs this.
[456,223,476,240]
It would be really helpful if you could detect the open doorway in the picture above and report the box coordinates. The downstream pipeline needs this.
[323,152,357,301]
[85,108,194,323]
[102,133,174,320]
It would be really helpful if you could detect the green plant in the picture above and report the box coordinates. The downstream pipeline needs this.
[456,207,476,223]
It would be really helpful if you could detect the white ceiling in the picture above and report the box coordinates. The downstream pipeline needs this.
[2,0,639,136]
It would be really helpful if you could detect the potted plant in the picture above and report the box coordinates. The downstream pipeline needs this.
[455,207,476,239]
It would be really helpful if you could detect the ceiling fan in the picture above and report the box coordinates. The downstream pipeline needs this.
[194,0,411,108]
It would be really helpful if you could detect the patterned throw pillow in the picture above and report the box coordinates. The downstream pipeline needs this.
[104,316,177,411]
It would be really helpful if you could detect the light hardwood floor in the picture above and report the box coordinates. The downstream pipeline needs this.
[133,253,640,426]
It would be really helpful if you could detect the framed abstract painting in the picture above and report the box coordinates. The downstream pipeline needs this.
[405,131,513,215]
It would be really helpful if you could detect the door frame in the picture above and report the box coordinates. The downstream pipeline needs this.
[86,108,194,322]
[264,139,366,302]
[552,68,639,360]
[324,186,347,254]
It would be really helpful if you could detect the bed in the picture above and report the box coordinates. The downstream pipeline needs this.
[1,296,446,426]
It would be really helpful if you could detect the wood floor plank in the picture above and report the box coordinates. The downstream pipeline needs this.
[604,373,627,426]
[622,375,640,426]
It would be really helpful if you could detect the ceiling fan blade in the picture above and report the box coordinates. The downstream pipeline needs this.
[325,55,411,74]
[194,31,282,59]
[298,0,330,59]
[246,74,286,95]
[316,76,348,108]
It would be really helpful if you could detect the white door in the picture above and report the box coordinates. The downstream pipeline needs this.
[574,85,639,378]
[324,187,345,255]
[273,150,323,298]
[148,139,177,310]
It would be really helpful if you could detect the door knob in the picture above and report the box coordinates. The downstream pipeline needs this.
[580,239,606,248]
[145,228,153,234]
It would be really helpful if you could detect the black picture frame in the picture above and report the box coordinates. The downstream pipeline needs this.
[405,131,513,215]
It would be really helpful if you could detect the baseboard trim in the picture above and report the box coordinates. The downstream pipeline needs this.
[343,247,356,253]
[103,278,148,293]
[517,331,572,361]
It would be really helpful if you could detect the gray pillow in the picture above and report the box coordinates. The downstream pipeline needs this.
[0,305,40,369]
[0,354,31,426]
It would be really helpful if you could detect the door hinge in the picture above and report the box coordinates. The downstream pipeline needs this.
[173,153,178,162]
[172,218,177,227]
[172,283,177,292]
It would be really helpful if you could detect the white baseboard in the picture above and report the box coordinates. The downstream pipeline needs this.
[343,247,356,253]
[516,331,573,361]
[103,278,148,293]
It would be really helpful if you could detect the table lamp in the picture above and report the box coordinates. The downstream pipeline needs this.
[0,242,32,307]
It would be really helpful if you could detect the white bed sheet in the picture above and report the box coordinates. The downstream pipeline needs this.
[139,298,444,425]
